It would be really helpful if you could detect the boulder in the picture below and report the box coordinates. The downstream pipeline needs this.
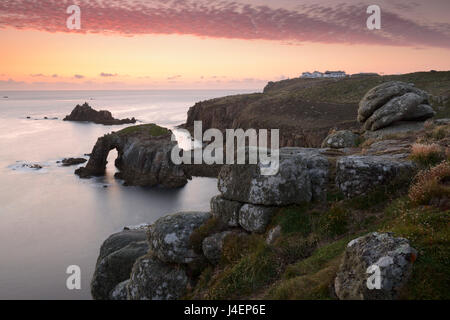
[218,148,329,206]
[335,232,417,300]
[91,230,148,300]
[336,154,415,198]
[127,254,189,300]
[363,93,435,131]
[63,102,136,125]
[321,130,360,149]
[363,121,426,139]
[109,280,129,300]
[239,204,277,233]
[358,81,429,123]
[210,195,242,227]
[148,212,211,264]
[202,231,232,265]
[75,124,189,188]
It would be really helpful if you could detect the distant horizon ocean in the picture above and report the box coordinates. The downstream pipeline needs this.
[0,89,255,299]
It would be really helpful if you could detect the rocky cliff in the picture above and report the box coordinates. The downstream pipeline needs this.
[75,124,189,188]
[64,103,136,125]
[183,71,450,147]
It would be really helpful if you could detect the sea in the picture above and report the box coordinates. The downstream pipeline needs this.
[0,89,254,299]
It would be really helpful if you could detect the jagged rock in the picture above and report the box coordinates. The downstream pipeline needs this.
[363,93,435,131]
[336,154,415,198]
[109,280,129,300]
[148,212,211,264]
[202,231,232,265]
[127,254,188,300]
[362,139,412,156]
[91,230,148,300]
[266,225,282,245]
[239,204,277,233]
[218,148,329,206]
[61,157,87,166]
[210,195,242,227]
[63,102,136,125]
[358,81,430,123]
[75,124,189,187]
[335,232,417,300]
[321,130,360,149]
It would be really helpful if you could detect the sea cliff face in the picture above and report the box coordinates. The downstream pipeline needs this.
[75,124,189,188]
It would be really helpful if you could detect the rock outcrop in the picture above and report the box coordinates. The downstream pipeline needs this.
[210,195,241,227]
[60,158,87,166]
[202,231,232,265]
[75,124,189,188]
[63,103,136,125]
[335,232,417,300]
[358,82,435,131]
[335,154,415,198]
[321,130,360,149]
[91,229,148,300]
[218,148,329,206]
[147,211,211,264]
[127,253,189,300]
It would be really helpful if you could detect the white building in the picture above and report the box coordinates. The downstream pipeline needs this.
[301,70,347,78]
[324,71,347,78]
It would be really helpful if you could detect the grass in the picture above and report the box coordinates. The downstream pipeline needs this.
[118,123,169,137]
[380,198,450,299]
[410,143,445,167]
[408,161,450,206]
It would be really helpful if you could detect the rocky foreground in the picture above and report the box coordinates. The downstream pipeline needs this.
[88,76,449,300]
[63,103,136,125]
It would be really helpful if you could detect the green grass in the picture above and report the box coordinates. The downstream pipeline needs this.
[380,199,450,299]
[118,124,169,136]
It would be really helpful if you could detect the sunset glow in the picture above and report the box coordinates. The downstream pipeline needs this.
[1,0,449,90]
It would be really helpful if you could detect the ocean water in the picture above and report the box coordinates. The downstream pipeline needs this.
[0,89,253,299]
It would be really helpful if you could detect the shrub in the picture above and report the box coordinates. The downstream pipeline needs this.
[410,143,445,167]
[431,125,449,140]
[409,161,450,206]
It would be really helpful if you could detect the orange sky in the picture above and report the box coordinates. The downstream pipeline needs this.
[1,0,449,90]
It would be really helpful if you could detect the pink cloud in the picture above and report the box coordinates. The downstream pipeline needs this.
[0,0,449,48]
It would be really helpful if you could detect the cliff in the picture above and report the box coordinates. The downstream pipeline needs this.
[64,103,136,125]
[183,71,450,147]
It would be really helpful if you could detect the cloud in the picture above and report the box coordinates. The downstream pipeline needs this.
[0,0,448,48]
[73,74,85,79]
[100,72,118,77]
[167,75,182,80]
[30,73,45,77]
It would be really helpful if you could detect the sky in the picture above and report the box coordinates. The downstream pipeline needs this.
[0,0,449,90]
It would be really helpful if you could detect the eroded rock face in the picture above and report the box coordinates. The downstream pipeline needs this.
[239,204,277,233]
[148,211,211,264]
[218,148,329,206]
[336,154,415,198]
[210,195,242,227]
[109,280,129,300]
[358,82,435,131]
[63,103,136,125]
[127,254,189,300]
[335,232,417,300]
[75,124,189,188]
[202,231,232,265]
[91,230,148,300]
[321,130,360,149]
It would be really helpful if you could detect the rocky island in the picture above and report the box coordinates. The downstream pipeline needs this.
[63,102,136,125]
[88,71,449,300]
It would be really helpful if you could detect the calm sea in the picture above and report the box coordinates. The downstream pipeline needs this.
[0,89,253,299]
